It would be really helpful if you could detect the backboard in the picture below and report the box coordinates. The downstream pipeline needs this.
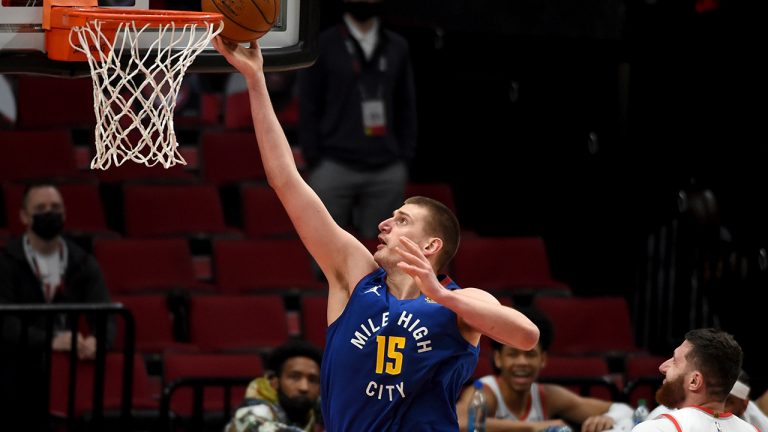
[0,0,319,76]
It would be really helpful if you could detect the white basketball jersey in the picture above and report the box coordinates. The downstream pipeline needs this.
[633,406,759,432]
[479,375,546,421]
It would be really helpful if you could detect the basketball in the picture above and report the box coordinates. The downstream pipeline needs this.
[201,0,280,43]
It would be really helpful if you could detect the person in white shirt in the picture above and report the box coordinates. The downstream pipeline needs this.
[645,370,768,431]
[632,328,757,432]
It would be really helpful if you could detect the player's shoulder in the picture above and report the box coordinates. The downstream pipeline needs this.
[632,416,678,432]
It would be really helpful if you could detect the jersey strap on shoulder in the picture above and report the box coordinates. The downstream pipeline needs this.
[661,413,683,432]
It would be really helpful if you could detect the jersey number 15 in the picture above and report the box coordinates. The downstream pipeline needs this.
[375,336,405,375]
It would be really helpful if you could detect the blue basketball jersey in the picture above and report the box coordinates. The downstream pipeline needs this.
[321,268,479,431]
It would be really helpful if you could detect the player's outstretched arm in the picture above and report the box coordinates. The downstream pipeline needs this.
[212,38,376,294]
[394,237,539,349]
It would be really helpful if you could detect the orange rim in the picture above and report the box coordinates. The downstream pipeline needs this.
[46,7,223,62]
[54,7,223,29]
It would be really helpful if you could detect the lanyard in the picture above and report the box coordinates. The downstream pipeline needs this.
[339,24,386,99]
[22,235,68,303]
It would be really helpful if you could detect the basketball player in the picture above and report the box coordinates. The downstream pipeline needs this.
[212,38,539,431]
[632,328,756,432]
[645,370,768,431]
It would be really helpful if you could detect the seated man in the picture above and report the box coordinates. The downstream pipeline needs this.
[0,182,115,429]
[226,340,323,432]
[645,370,768,430]
[0,182,115,355]
[456,309,633,432]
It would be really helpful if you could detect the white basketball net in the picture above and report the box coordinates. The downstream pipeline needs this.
[69,19,222,169]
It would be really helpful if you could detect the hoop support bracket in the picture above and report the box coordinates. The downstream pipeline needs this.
[43,0,98,31]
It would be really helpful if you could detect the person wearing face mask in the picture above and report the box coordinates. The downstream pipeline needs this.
[0,182,114,428]
[297,0,418,241]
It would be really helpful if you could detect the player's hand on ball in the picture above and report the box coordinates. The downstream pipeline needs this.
[212,37,264,78]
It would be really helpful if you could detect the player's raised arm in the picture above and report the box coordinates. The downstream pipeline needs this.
[212,38,377,296]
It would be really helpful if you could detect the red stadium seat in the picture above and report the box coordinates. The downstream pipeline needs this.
[241,185,295,239]
[16,77,95,129]
[300,295,328,349]
[94,238,213,294]
[625,354,665,409]
[200,131,266,185]
[214,239,323,295]
[533,296,639,356]
[223,91,252,130]
[452,237,571,295]
[0,130,82,182]
[123,184,234,238]
[49,352,157,419]
[113,295,197,354]
[162,352,263,416]
[188,295,289,352]
[540,355,618,400]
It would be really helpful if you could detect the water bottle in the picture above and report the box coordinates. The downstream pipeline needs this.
[633,399,650,425]
[467,380,487,432]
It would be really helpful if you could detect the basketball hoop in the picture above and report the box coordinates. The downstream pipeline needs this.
[44,1,223,169]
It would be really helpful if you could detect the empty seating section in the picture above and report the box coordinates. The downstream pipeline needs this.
[300,295,328,349]
[452,236,571,295]
[16,76,95,129]
[200,131,265,184]
[188,295,289,352]
[533,296,638,356]
[214,239,323,294]
[241,185,295,238]
[113,295,195,354]
[0,130,81,182]
[223,90,252,130]
[123,184,231,237]
[539,355,618,400]
[94,238,210,294]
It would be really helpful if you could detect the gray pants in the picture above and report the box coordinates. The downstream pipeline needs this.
[308,159,407,239]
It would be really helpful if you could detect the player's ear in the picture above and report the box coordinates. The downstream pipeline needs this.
[688,371,704,392]
[423,237,442,256]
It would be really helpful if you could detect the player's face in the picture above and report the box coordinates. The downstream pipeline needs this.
[374,204,433,265]
[278,356,321,404]
[656,341,693,408]
[494,345,546,393]
[20,186,65,227]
